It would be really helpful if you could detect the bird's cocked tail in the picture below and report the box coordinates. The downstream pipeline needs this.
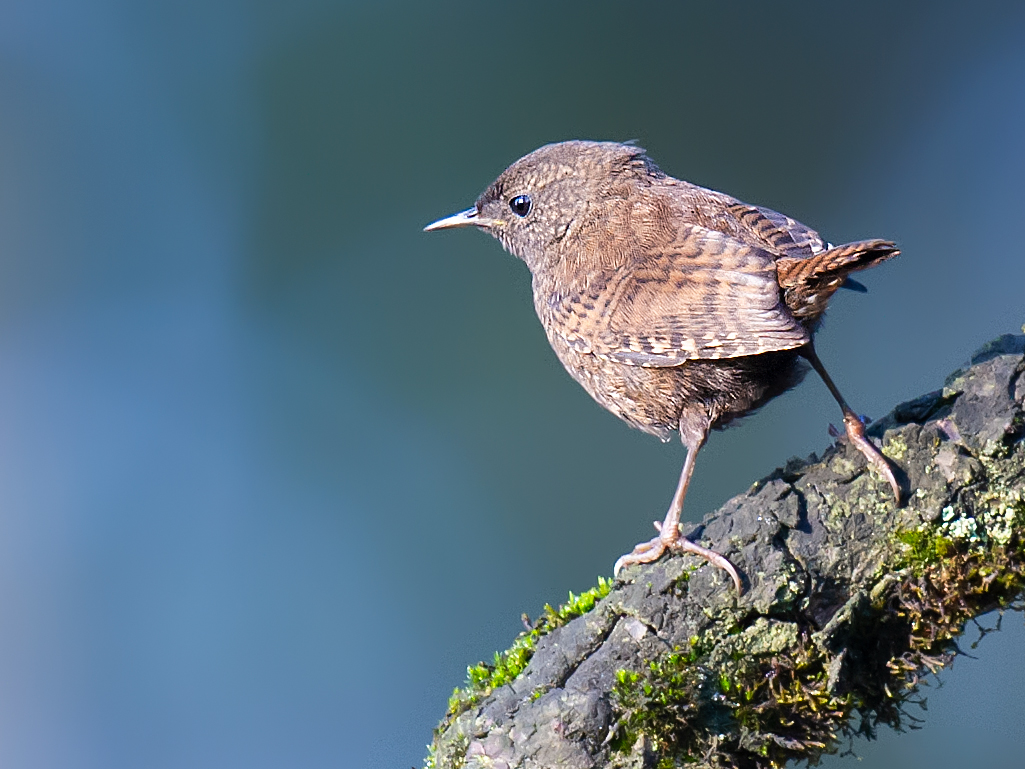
[776,239,898,322]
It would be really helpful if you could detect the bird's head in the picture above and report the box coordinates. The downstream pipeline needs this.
[424,141,662,272]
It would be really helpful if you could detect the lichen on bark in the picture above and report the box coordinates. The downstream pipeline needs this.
[428,334,1025,769]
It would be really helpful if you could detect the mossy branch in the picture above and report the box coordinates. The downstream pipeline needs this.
[428,333,1025,769]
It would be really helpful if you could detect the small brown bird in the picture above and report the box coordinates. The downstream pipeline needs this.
[425,141,899,593]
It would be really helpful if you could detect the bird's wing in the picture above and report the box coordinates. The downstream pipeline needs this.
[725,203,829,257]
[552,224,809,367]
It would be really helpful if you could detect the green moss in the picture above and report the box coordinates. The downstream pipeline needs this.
[435,576,614,742]
[610,623,854,768]
[883,433,909,461]
[895,527,956,567]
[896,487,1025,571]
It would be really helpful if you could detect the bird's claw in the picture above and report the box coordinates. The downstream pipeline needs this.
[842,412,902,503]
[614,530,743,594]
[613,536,667,577]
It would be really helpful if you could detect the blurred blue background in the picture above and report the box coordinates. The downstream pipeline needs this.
[1,1,1023,767]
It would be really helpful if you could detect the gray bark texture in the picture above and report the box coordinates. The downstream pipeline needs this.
[429,333,1025,769]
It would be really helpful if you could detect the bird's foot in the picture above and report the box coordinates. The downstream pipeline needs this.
[843,412,902,503]
[614,524,743,593]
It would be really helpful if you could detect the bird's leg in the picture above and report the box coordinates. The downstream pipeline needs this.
[614,420,743,593]
[801,344,902,503]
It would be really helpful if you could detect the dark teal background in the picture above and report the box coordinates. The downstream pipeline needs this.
[1,1,1023,767]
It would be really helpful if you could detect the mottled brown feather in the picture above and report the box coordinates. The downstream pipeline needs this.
[726,203,829,257]
[777,240,899,320]
[548,223,810,366]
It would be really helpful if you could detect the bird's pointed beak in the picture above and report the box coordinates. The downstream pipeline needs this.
[423,207,486,232]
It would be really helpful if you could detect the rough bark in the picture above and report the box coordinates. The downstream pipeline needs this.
[429,333,1025,769]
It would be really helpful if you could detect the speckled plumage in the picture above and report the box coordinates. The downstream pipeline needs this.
[426,141,900,591]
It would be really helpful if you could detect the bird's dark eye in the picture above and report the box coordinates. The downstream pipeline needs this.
[509,194,532,217]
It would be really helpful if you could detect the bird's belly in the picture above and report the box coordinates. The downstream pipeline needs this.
[546,332,685,441]
[546,330,807,442]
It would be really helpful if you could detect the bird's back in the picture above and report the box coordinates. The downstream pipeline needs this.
[656,179,898,327]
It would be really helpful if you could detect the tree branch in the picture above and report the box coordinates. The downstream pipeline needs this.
[428,333,1025,769]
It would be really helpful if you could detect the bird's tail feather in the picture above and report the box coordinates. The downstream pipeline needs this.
[776,239,898,320]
